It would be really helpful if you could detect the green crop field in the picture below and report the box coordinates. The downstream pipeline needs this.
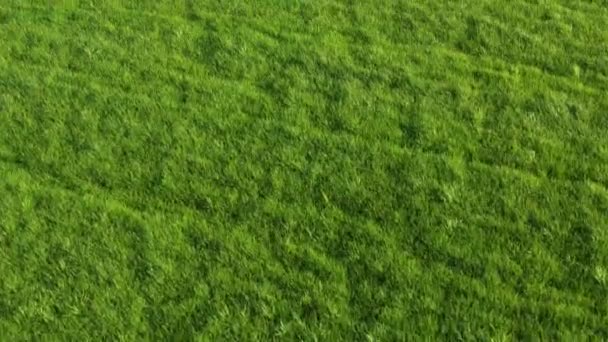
[1,0,607,340]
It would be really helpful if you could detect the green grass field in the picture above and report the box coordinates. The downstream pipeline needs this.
[1,0,607,340]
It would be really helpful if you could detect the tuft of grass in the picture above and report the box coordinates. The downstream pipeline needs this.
[1,0,607,340]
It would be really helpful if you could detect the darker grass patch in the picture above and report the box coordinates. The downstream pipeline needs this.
[562,223,596,287]
[184,0,201,21]
[400,117,424,149]
[0,10,10,25]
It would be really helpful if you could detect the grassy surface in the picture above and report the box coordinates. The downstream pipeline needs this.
[1,0,607,340]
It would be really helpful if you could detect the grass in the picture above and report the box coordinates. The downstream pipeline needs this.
[0,0,607,340]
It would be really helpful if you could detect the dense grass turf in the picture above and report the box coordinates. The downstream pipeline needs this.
[1,0,608,340]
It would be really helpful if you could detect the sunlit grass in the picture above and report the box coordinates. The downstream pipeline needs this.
[0,1,607,340]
